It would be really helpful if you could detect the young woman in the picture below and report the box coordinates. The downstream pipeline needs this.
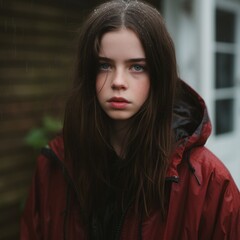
[21,1,240,239]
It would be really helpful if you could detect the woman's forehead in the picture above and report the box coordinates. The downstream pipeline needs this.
[98,28,145,60]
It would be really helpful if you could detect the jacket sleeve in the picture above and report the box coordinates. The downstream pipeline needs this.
[20,154,51,240]
[211,177,240,239]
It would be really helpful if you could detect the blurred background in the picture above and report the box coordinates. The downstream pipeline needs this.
[0,0,239,239]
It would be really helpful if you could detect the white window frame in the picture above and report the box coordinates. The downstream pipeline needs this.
[213,0,240,137]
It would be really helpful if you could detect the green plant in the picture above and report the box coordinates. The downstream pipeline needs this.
[25,116,62,149]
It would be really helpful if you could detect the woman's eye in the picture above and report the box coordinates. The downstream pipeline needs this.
[99,62,111,71]
[131,64,145,72]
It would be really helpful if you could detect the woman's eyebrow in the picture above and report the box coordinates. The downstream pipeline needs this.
[126,58,146,63]
[98,56,146,63]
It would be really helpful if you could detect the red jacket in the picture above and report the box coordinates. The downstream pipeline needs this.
[21,81,240,239]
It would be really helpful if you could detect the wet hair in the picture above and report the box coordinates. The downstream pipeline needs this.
[63,0,178,220]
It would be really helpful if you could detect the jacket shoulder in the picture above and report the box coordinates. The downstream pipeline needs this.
[190,146,236,185]
[32,135,64,173]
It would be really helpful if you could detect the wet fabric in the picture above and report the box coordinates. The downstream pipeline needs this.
[20,80,240,240]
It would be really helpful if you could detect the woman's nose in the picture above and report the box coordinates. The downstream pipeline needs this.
[111,69,127,90]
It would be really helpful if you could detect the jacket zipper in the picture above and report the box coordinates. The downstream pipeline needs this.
[166,176,179,183]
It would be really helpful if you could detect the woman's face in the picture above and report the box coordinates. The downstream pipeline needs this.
[96,28,150,124]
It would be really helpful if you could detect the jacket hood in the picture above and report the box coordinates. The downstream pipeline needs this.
[166,79,212,179]
[173,79,211,148]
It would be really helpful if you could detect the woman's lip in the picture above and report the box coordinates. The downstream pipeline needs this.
[108,101,129,109]
[107,97,130,109]
[107,97,130,103]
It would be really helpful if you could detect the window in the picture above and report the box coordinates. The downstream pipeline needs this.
[216,9,235,43]
[214,8,237,135]
[215,99,234,134]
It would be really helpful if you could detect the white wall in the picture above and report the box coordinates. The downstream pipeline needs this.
[163,0,240,189]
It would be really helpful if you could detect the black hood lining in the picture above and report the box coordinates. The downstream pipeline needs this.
[172,80,203,142]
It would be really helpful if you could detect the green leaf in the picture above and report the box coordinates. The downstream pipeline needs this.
[24,128,48,149]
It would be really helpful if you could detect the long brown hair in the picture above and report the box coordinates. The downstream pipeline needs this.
[63,0,178,220]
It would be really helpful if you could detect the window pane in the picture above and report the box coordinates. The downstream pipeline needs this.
[215,53,235,88]
[215,99,234,135]
[216,9,236,43]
